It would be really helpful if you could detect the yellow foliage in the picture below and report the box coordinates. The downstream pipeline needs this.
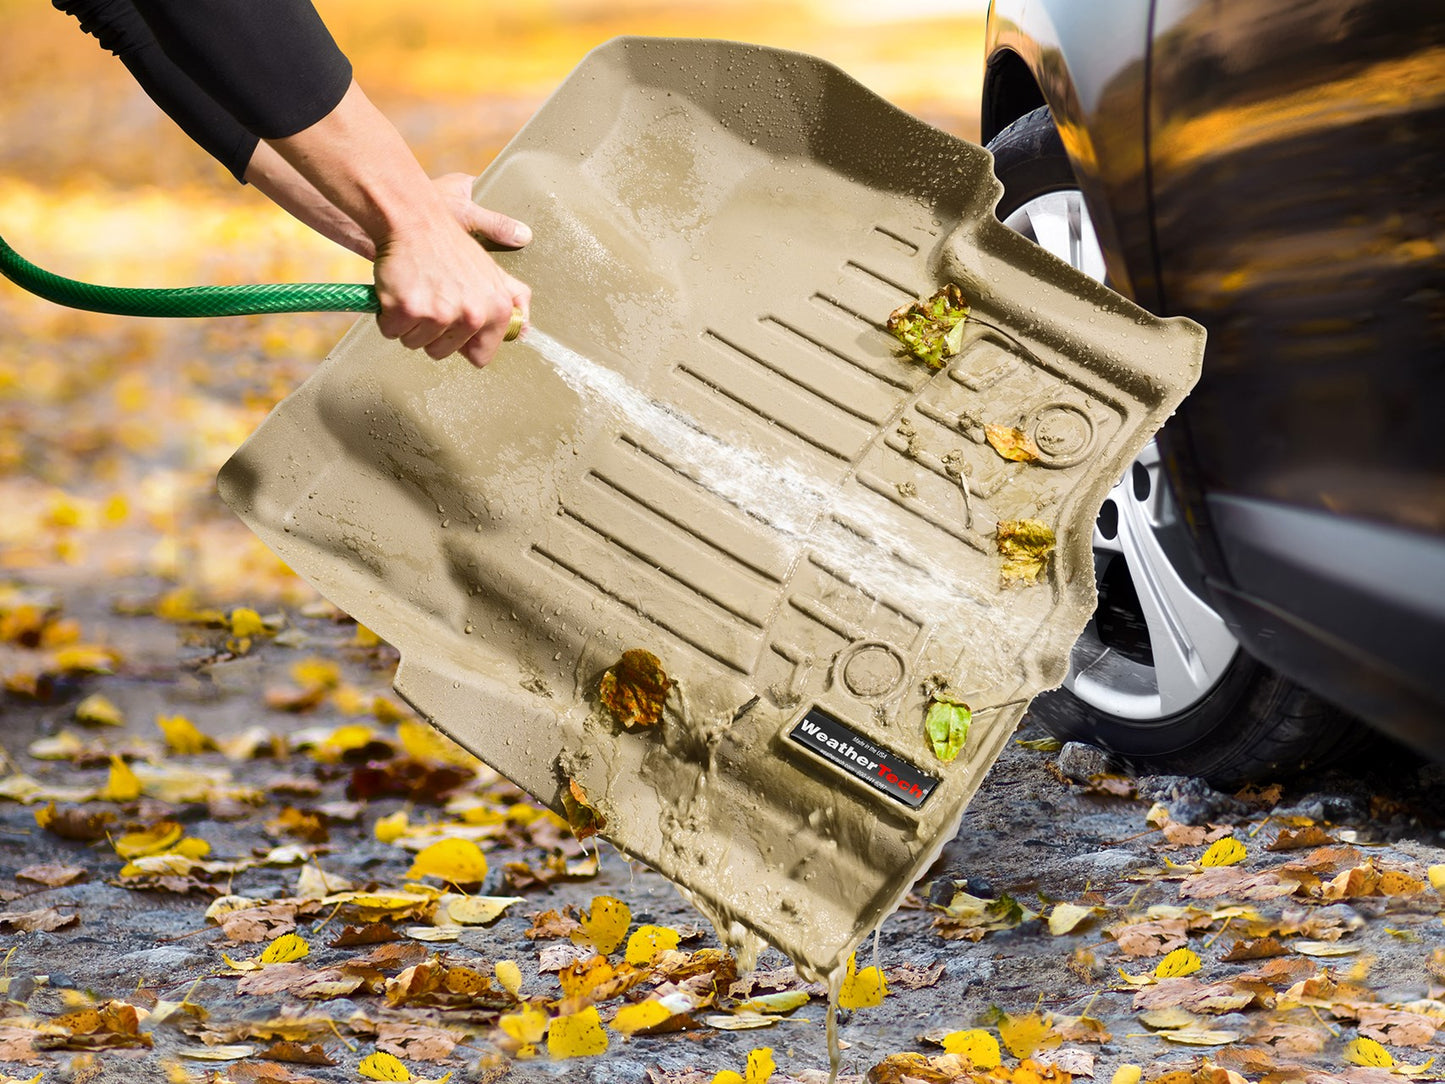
[228,607,268,638]
[1111,1067,1142,1084]
[398,719,478,768]
[291,657,341,690]
[547,1005,608,1059]
[1344,1037,1394,1068]
[998,1012,1059,1060]
[374,810,408,843]
[406,839,488,885]
[99,755,141,802]
[499,1005,547,1045]
[611,998,674,1036]
[713,1047,776,1084]
[838,953,887,1010]
[358,1051,411,1080]
[1155,948,1202,978]
[156,714,213,755]
[942,1029,1001,1069]
[114,821,184,858]
[259,933,310,964]
[1200,838,1246,867]
[1429,865,1445,892]
[74,693,123,727]
[494,960,522,998]
[625,924,681,966]
[571,895,632,955]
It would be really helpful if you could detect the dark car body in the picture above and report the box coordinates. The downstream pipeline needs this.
[982,0,1445,757]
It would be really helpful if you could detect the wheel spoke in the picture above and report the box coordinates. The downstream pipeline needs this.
[1114,493,1237,714]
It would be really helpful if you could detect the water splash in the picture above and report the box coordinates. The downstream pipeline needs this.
[521,328,999,623]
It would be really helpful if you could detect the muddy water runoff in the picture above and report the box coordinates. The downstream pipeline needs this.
[524,327,948,1078]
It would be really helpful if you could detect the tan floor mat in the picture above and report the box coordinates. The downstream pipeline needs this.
[219,37,1203,978]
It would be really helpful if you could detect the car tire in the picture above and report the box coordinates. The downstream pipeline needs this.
[987,106,1364,787]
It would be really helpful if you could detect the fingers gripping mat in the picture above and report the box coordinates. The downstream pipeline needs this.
[219,37,1203,975]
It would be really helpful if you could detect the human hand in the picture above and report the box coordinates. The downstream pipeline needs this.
[372,212,532,368]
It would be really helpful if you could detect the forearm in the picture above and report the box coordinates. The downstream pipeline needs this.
[243,142,373,259]
[266,81,453,250]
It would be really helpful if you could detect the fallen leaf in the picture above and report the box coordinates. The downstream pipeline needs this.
[99,755,140,802]
[1221,937,1287,962]
[942,1029,1001,1069]
[74,693,123,727]
[997,1012,1059,1060]
[156,714,214,755]
[405,839,487,886]
[985,424,1039,463]
[547,1005,608,1059]
[887,284,970,369]
[444,895,523,925]
[0,907,77,932]
[1049,903,1101,936]
[1156,948,1202,978]
[838,952,887,1010]
[626,924,682,966]
[494,960,523,998]
[712,1047,776,1084]
[1200,838,1246,867]
[560,777,606,841]
[571,895,631,956]
[598,649,672,729]
[997,519,1055,586]
[15,863,87,887]
[924,695,971,764]
[1345,1038,1395,1068]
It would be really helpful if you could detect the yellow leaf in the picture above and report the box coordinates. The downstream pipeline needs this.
[1112,1066,1143,1084]
[259,933,310,965]
[355,623,382,647]
[358,1050,411,1080]
[838,953,886,1010]
[1156,947,1203,978]
[571,896,631,956]
[406,839,488,885]
[494,960,522,998]
[170,837,211,859]
[1200,838,1246,867]
[612,999,674,1036]
[1345,1038,1395,1068]
[229,608,268,638]
[75,693,124,727]
[547,1005,608,1059]
[446,895,523,925]
[397,720,478,769]
[985,423,1040,462]
[998,1012,1059,1059]
[374,810,409,843]
[713,1075,747,1084]
[156,714,213,755]
[114,821,184,858]
[746,1048,776,1084]
[499,1005,547,1044]
[735,991,811,1015]
[53,645,117,673]
[291,657,341,690]
[942,1029,1001,1069]
[1048,903,1100,936]
[1426,865,1444,892]
[625,924,681,966]
[1378,870,1426,896]
[99,755,141,802]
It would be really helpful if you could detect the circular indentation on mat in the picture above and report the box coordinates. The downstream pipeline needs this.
[1028,402,1096,467]
[838,641,907,700]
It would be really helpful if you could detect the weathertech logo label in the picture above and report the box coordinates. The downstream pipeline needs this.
[787,708,938,809]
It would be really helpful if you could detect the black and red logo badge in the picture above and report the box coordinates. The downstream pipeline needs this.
[787,708,938,809]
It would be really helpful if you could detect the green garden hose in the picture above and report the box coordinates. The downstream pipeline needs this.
[0,230,523,337]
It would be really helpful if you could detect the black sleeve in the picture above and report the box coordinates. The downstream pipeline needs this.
[53,0,259,182]
[128,0,354,141]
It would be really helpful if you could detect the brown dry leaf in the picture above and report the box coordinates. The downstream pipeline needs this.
[985,424,1040,463]
[1221,937,1288,962]
[0,907,78,933]
[225,1064,323,1084]
[997,519,1055,586]
[375,1020,462,1062]
[265,807,328,844]
[560,777,605,841]
[1268,826,1335,851]
[866,1052,972,1084]
[1178,868,1298,900]
[1132,980,1255,1015]
[526,906,583,940]
[44,1001,151,1050]
[328,923,401,947]
[1356,1006,1439,1048]
[884,961,946,990]
[233,965,364,1000]
[1110,918,1189,958]
[598,649,672,729]
[1245,1019,1329,1054]
[34,802,114,841]
[257,1042,335,1066]
[15,863,87,887]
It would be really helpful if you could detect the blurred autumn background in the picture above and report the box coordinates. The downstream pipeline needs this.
[0,0,984,693]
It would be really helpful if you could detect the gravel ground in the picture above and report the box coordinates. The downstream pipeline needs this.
[1,607,1441,1084]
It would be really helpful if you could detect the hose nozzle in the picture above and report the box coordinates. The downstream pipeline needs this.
[504,308,525,342]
